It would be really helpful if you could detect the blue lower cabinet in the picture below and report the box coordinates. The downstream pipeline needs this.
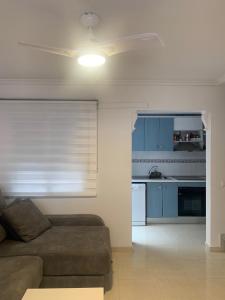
[162,183,178,217]
[147,182,178,218]
[147,183,163,217]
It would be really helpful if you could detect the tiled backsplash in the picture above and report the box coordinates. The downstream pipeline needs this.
[132,151,206,176]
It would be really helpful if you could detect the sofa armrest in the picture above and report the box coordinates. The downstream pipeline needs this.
[46,214,105,226]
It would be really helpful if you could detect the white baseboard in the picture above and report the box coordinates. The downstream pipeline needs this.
[205,242,224,252]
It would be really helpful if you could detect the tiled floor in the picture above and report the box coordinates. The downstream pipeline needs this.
[106,224,225,300]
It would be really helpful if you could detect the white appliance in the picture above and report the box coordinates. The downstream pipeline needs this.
[132,183,146,226]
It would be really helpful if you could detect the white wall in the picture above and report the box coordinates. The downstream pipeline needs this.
[34,108,132,248]
[0,80,225,247]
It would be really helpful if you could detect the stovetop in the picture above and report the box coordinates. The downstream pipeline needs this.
[171,176,206,180]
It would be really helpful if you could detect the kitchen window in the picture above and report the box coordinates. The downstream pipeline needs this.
[0,100,97,197]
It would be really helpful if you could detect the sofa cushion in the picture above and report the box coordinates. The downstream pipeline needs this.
[0,225,6,243]
[0,189,7,212]
[0,199,29,240]
[0,225,112,276]
[0,200,22,240]
[0,256,43,300]
[2,199,51,242]
[0,215,22,240]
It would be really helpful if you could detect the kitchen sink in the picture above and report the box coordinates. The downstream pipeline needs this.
[132,175,172,180]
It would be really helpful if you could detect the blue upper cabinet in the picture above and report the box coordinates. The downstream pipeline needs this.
[132,118,145,151]
[145,118,160,151]
[132,117,174,152]
[159,118,174,151]
[162,183,178,217]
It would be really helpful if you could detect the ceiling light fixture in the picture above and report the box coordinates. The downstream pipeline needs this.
[19,11,164,68]
[77,53,106,67]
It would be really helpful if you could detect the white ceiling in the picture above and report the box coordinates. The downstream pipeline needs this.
[1,0,225,83]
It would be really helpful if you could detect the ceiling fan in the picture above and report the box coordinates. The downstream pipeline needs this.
[19,12,164,67]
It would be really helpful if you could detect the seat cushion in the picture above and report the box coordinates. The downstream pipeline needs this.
[0,256,43,300]
[2,199,51,241]
[0,226,112,276]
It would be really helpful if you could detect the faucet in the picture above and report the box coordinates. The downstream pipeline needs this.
[148,165,159,176]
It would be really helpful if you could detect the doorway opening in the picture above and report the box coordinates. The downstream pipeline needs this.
[131,111,210,246]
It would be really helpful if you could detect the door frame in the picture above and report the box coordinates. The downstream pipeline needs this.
[131,110,211,245]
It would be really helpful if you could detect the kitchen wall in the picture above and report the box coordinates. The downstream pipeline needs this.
[132,151,206,177]
[0,80,225,248]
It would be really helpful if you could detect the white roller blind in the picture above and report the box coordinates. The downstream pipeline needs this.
[0,100,97,197]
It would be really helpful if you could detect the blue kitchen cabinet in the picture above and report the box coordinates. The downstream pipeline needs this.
[162,183,178,217]
[147,182,178,218]
[145,118,160,151]
[132,117,174,151]
[177,182,206,188]
[147,183,163,217]
[159,118,174,151]
[132,118,145,151]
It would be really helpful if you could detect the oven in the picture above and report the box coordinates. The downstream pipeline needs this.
[178,187,206,217]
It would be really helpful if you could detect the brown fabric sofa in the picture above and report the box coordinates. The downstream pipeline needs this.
[0,255,43,300]
[0,214,112,299]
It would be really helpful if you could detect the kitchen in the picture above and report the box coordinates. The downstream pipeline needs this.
[132,114,206,229]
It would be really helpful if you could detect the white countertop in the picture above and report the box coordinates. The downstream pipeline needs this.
[132,176,206,183]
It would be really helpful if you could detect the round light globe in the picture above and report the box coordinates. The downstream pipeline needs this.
[77,54,106,67]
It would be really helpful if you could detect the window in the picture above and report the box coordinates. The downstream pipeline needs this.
[0,100,97,197]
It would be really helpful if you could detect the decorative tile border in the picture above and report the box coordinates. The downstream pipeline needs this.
[132,158,206,163]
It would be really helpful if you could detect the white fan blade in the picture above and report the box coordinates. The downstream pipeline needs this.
[99,33,165,56]
[18,42,77,58]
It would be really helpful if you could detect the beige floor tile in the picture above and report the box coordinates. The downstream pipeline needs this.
[119,279,165,300]
[106,224,225,300]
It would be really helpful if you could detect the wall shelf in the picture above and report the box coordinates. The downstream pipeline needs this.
[174,140,202,143]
